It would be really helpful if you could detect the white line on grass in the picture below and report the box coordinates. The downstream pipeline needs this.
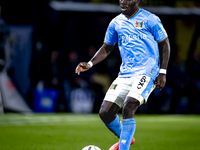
[0,114,100,126]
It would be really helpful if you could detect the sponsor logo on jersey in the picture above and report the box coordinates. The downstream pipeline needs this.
[137,76,146,89]
[118,33,147,46]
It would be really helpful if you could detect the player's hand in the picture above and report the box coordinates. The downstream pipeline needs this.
[75,62,91,75]
[155,74,166,90]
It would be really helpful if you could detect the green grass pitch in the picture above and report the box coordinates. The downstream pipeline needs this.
[0,113,200,150]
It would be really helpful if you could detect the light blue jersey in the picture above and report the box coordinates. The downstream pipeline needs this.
[104,7,168,80]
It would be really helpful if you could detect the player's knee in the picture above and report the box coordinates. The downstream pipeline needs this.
[99,107,109,120]
[123,97,140,119]
[99,101,112,122]
[99,107,115,124]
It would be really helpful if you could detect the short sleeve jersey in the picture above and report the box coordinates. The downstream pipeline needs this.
[104,7,168,80]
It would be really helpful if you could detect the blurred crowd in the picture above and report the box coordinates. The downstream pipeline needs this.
[0,1,200,114]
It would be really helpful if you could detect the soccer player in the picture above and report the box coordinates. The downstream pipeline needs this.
[75,0,170,149]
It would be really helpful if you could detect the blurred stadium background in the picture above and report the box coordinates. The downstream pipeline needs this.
[1,1,200,150]
[0,0,200,114]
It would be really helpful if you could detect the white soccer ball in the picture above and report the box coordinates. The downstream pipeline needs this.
[82,145,101,150]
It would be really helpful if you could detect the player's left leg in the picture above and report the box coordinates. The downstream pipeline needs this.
[119,97,139,150]
[119,75,156,150]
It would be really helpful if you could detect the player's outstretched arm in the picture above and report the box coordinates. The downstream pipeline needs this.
[155,38,170,90]
[75,43,114,75]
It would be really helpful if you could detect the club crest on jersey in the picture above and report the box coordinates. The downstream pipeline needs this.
[135,21,144,29]
[110,84,118,90]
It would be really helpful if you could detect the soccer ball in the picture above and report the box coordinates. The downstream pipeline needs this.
[82,145,101,150]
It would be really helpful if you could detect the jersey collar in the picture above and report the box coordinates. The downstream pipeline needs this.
[125,7,140,19]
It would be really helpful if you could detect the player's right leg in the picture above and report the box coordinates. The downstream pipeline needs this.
[99,77,128,138]
[99,100,121,138]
